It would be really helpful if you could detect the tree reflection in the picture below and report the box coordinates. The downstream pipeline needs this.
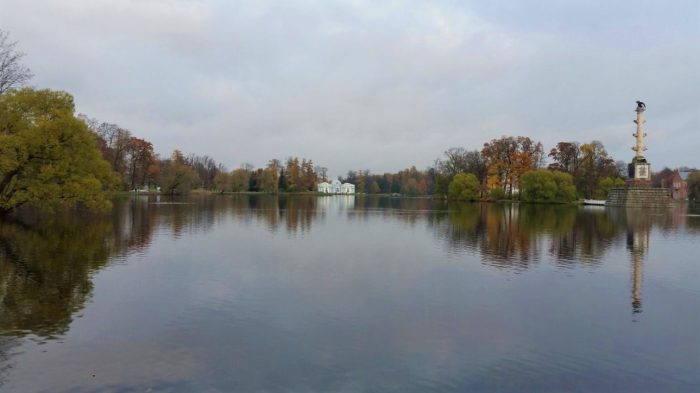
[1,196,696,341]
[0,213,115,338]
[0,197,167,339]
[432,203,698,272]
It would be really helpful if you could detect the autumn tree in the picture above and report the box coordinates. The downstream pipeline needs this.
[482,136,543,197]
[549,140,622,198]
[159,150,200,195]
[213,171,233,192]
[231,168,250,192]
[0,30,33,94]
[124,137,154,190]
[300,159,317,191]
[0,89,118,214]
[285,157,301,191]
[548,142,581,174]
[260,167,279,193]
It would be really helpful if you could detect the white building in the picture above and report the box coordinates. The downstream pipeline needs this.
[330,179,342,193]
[317,182,331,193]
[340,183,355,194]
[317,179,355,194]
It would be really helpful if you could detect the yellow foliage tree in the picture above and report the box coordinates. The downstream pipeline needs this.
[0,88,118,214]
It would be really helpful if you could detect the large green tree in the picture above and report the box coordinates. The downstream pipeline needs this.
[0,88,118,214]
[448,172,480,201]
[520,169,577,203]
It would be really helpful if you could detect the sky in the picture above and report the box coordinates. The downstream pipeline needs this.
[1,0,698,176]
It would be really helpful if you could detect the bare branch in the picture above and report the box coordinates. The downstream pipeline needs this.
[0,30,34,94]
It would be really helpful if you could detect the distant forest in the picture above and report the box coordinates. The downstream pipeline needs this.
[80,112,692,200]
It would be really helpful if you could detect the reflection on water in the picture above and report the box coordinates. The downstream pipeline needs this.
[0,195,698,392]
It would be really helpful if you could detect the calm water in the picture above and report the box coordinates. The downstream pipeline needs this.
[0,195,698,393]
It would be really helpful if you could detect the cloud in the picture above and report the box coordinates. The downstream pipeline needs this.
[1,0,698,174]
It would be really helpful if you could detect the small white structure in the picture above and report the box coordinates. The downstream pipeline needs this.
[317,182,332,193]
[340,183,355,194]
[317,179,355,194]
[331,179,342,193]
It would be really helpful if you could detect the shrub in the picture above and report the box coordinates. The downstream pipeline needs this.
[489,187,506,201]
[595,177,626,199]
[520,170,577,203]
[448,173,480,201]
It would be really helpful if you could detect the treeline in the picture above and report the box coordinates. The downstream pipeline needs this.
[79,115,228,194]
[214,158,328,194]
[80,114,334,195]
[338,136,625,202]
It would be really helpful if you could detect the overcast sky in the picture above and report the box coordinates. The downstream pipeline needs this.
[1,0,698,175]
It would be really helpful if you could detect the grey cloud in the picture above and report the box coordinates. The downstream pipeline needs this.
[1,0,697,175]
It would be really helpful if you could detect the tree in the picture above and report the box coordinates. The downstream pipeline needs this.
[687,172,700,202]
[260,167,278,193]
[464,150,489,194]
[0,30,33,95]
[231,168,250,192]
[434,173,449,198]
[79,116,133,185]
[548,142,581,174]
[520,170,576,203]
[278,168,288,191]
[401,178,419,196]
[438,147,470,179]
[0,88,118,214]
[94,122,131,177]
[652,167,675,189]
[285,157,301,191]
[595,177,626,200]
[159,150,199,195]
[213,171,233,192]
[448,173,480,201]
[578,141,618,198]
[482,136,543,197]
[300,159,317,191]
[124,137,154,190]
[248,168,262,192]
[188,154,221,189]
[315,166,328,182]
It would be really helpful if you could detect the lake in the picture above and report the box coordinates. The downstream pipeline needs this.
[0,195,698,392]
